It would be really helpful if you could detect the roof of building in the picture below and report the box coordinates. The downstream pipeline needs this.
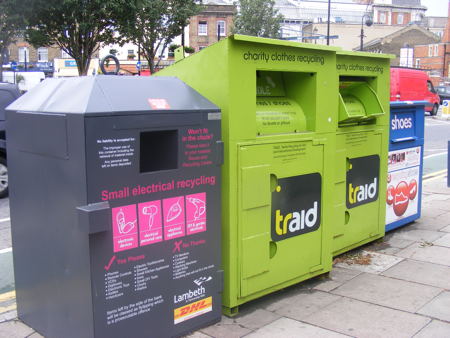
[362,24,440,50]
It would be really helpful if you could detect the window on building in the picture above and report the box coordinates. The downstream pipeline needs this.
[18,47,29,62]
[397,13,404,25]
[61,49,71,58]
[198,21,207,36]
[434,44,439,56]
[379,12,386,23]
[415,58,420,68]
[217,20,226,37]
[37,47,48,62]
[428,45,433,57]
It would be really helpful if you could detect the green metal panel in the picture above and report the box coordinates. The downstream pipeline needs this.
[333,52,392,255]
[157,35,338,314]
[156,35,392,314]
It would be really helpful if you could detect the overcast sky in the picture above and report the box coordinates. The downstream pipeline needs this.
[421,0,448,16]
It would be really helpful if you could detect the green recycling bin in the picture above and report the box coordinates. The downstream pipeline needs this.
[333,51,392,255]
[158,35,338,315]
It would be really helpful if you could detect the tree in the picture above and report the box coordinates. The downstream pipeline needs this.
[0,0,26,82]
[18,0,132,76]
[232,0,284,38]
[116,0,202,73]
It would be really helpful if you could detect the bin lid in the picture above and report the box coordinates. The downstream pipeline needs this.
[7,76,219,115]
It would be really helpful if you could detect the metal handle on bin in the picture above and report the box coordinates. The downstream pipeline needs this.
[77,201,111,234]
[391,136,418,143]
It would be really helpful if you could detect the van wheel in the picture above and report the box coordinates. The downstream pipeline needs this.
[431,104,439,116]
[0,157,7,198]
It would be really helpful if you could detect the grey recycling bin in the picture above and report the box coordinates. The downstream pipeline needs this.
[6,76,223,338]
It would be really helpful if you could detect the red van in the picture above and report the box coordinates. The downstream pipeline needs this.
[390,67,440,115]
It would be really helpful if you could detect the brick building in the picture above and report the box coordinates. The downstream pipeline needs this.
[414,2,450,85]
[189,0,235,52]
[362,24,440,66]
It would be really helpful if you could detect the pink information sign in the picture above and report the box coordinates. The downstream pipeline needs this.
[111,204,138,252]
[186,192,207,235]
[162,196,185,240]
[138,200,163,246]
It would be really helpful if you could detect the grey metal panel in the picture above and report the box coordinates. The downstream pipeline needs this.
[12,112,68,159]
[7,76,219,115]
[7,112,93,338]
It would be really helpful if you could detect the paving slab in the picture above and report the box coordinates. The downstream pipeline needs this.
[303,297,430,338]
[417,291,450,322]
[27,332,44,338]
[334,250,404,274]
[382,259,450,290]
[389,228,445,243]
[266,290,341,321]
[244,317,350,338]
[413,320,450,338]
[331,273,442,312]
[433,233,450,247]
[313,267,362,292]
[0,320,34,338]
[383,235,416,249]
[410,217,449,231]
[441,225,450,233]
[234,309,281,331]
[200,316,252,338]
[396,242,450,266]
[186,332,212,338]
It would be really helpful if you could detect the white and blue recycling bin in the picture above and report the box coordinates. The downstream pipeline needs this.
[386,101,426,231]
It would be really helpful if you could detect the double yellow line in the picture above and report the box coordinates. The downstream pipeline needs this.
[423,169,448,182]
[0,290,16,314]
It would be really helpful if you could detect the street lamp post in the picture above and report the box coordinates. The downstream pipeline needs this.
[360,14,373,51]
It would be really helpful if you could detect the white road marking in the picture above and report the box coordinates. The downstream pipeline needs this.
[423,152,448,159]
[0,247,12,254]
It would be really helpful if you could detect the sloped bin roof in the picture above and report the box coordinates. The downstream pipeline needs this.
[7,75,218,115]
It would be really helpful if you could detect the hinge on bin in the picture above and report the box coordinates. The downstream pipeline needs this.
[217,269,224,293]
[312,138,326,146]
[77,201,111,234]
[309,264,323,273]
[216,140,224,166]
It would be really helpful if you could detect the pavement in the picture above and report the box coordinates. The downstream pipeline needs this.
[0,175,449,337]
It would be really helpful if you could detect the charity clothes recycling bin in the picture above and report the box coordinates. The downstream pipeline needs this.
[386,101,426,231]
[333,51,392,256]
[157,34,339,315]
[6,76,223,338]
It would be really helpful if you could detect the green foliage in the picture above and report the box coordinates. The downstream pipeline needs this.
[0,0,26,81]
[116,0,202,73]
[109,49,118,55]
[184,46,195,54]
[15,0,133,75]
[15,74,25,84]
[169,44,181,52]
[233,0,284,38]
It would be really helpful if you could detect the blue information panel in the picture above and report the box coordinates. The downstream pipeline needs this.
[386,101,426,232]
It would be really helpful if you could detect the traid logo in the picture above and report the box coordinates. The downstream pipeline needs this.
[271,173,321,242]
[346,155,380,209]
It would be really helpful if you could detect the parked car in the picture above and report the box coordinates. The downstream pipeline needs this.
[390,67,440,115]
[0,82,21,197]
[436,86,450,104]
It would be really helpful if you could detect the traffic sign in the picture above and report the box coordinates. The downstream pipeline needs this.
[136,61,141,70]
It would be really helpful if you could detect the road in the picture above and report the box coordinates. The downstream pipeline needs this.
[0,115,448,296]
[423,114,450,176]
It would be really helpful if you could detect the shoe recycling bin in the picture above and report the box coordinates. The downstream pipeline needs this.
[6,76,223,338]
[157,34,339,315]
[386,101,425,231]
[333,51,392,255]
